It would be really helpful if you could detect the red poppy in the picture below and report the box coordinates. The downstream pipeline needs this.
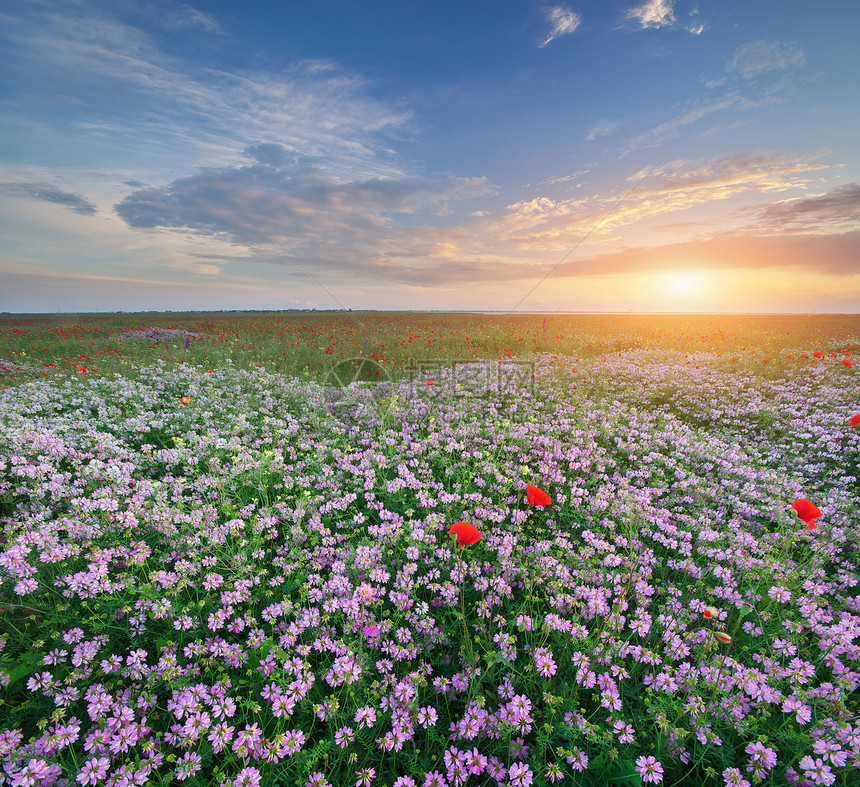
[703,606,719,619]
[526,485,552,506]
[850,414,860,427]
[843,359,852,368]
[813,351,824,358]
[426,380,435,385]
[448,522,482,548]
[792,498,821,528]
[180,396,192,406]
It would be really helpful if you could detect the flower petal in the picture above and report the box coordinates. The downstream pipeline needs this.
[526,485,552,506]
[448,521,483,547]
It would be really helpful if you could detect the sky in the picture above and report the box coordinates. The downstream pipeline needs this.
[1,0,859,315]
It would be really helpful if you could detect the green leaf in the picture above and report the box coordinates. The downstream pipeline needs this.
[606,760,643,786]
[3,663,39,689]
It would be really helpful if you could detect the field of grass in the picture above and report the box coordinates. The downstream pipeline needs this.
[0,312,858,787]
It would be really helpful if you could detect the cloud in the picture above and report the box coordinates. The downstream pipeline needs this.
[114,148,496,273]
[0,182,97,214]
[627,93,739,151]
[586,119,621,142]
[758,183,860,232]
[627,0,675,29]
[725,40,806,78]
[539,6,581,47]
[164,4,225,35]
[1,3,413,179]
[554,230,860,278]
[626,0,705,34]
[467,151,831,254]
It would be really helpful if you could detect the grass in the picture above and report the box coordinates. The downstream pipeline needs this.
[0,312,858,787]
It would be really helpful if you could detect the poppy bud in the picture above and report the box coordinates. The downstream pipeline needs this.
[740,603,753,616]
[715,632,732,644]
[703,606,719,619]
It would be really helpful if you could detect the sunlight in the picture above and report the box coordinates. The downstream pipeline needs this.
[668,272,700,294]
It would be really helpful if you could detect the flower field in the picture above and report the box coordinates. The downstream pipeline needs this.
[0,312,858,787]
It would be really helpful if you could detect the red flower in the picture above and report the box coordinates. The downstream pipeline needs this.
[813,351,824,358]
[426,380,435,385]
[526,485,552,506]
[448,522,482,548]
[180,396,192,406]
[850,414,860,427]
[843,359,852,368]
[792,498,821,528]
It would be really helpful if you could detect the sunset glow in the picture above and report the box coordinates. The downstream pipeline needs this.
[1,2,858,313]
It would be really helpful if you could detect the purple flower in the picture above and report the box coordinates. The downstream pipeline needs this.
[422,772,447,787]
[77,757,110,787]
[234,767,262,787]
[635,755,664,784]
[174,751,202,781]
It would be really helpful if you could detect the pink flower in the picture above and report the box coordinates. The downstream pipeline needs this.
[234,767,262,787]
[636,755,664,784]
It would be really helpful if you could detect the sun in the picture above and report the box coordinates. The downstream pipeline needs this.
[668,273,699,294]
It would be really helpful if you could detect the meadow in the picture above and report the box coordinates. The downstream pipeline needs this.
[0,311,858,787]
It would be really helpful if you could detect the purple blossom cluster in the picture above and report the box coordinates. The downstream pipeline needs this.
[0,345,858,786]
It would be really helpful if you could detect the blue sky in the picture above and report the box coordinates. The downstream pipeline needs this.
[1,0,859,313]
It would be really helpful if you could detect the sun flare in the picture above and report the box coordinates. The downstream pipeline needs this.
[668,272,699,294]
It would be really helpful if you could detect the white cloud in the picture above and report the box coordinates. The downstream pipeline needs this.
[627,0,675,29]
[2,3,413,180]
[165,5,225,36]
[539,6,581,48]
[626,94,739,152]
[725,40,806,77]
[586,119,621,142]
[626,0,704,34]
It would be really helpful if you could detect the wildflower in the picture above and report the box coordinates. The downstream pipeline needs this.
[545,762,564,783]
[464,748,487,775]
[76,757,110,786]
[448,522,482,548]
[799,755,836,786]
[813,351,824,358]
[356,767,376,787]
[417,706,438,728]
[843,359,852,368]
[180,396,192,405]
[422,771,447,787]
[335,727,354,748]
[635,755,664,784]
[355,706,377,729]
[234,767,262,787]
[722,767,750,787]
[175,751,202,781]
[792,499,821,529]
[305,774,332,787]
[526,484,552,506]
[508,762,534,786]
[850,414,860,427]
